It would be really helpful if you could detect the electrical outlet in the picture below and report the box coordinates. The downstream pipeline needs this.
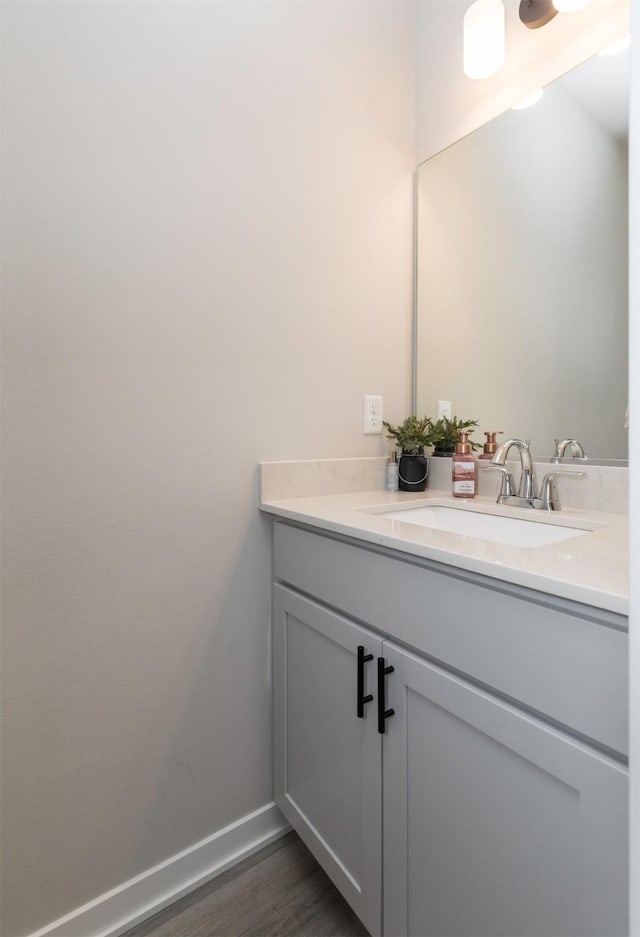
[437,400,452,420]
[363,395,383,434]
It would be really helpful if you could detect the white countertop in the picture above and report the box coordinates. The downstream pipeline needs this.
[260,488,628,616]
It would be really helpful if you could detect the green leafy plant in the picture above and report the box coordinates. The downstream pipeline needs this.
[382,415,435,454]
[430,416,480,453]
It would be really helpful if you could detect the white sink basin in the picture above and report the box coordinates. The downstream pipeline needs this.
[376,504,592,548]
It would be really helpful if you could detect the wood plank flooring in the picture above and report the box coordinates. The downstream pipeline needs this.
[122,831,370,937]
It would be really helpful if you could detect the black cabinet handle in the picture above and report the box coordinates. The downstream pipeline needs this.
[357,645,374,718]
[377,657,395,734]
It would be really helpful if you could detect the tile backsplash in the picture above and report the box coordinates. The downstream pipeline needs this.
[259,456,627,514]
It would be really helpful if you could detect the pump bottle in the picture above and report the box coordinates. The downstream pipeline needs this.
[479,430,503,460]
[452,430,477,498]
[386,451,399,492]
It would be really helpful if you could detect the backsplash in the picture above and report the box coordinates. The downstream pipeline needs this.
[259,457,388,502]
[259,456,628,514]
[428,457,628,514]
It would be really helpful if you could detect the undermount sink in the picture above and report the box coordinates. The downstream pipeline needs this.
[374,504,593,548]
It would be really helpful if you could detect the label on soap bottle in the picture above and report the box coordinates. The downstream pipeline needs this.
[453,478,475,496]
[452,460,476,497]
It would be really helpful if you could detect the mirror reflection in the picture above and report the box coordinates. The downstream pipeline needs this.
[415,46,629,461]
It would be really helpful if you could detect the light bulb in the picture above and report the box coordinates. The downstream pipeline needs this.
[512,89,544,110]
[463,0,505,80]
[552,0,592,11]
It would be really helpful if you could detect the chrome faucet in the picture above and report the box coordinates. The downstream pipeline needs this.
[552,438,587,462]
[483,437,585,510]
[492,437,536,499]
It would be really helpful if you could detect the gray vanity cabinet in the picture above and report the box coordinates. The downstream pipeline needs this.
[272,584,383,937]
[271,521,629,937]
[382,641,628,937]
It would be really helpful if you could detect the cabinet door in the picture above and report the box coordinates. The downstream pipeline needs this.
[273,584,382,936]
[382,641,629,937]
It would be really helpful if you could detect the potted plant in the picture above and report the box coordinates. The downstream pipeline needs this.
[430,416,480,457]
[382,415,434,492]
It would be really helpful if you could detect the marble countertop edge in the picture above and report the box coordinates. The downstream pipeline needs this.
[259,488,628,617]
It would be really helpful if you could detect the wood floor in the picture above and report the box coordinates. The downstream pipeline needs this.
[122,831,370,937]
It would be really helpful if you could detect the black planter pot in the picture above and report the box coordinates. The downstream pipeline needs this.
[433,447,455,458]
[398,451,429,492]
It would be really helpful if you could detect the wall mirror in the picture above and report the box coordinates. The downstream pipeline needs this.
[414,44,629,461]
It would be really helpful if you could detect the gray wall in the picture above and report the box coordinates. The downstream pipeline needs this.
[0,3,414,933]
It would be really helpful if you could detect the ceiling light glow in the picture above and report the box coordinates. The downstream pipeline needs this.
[511,89,544,110]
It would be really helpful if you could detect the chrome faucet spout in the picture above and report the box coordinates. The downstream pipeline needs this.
[552,438,587,462]
[491,438,535,499]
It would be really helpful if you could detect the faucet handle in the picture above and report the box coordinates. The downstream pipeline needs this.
[480,463,516,498]
[539,470,586,510]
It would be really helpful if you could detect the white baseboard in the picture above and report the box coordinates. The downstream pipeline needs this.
[27,802,290,937]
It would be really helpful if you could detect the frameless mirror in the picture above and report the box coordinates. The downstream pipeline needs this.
[415,45,629,461]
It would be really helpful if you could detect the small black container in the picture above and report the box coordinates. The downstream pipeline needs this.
[398,451,429,492]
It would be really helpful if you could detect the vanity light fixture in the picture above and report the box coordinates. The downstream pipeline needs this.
[511,89,544,109]
[463,0,505,79]
[518,0,591,30]
[466,0,598,79]
[519,0,557,28]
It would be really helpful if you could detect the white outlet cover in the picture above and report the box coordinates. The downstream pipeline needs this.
[437,400,452,419]
[363,395,383,434]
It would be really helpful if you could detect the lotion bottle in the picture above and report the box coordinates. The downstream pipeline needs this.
[386,451,399,492]
[452,430,477,498]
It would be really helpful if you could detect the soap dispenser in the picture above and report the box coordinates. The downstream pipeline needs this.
[479,430,503,460]
[452,430,477,498]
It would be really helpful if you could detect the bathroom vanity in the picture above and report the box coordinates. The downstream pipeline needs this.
[261,480,629,937]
